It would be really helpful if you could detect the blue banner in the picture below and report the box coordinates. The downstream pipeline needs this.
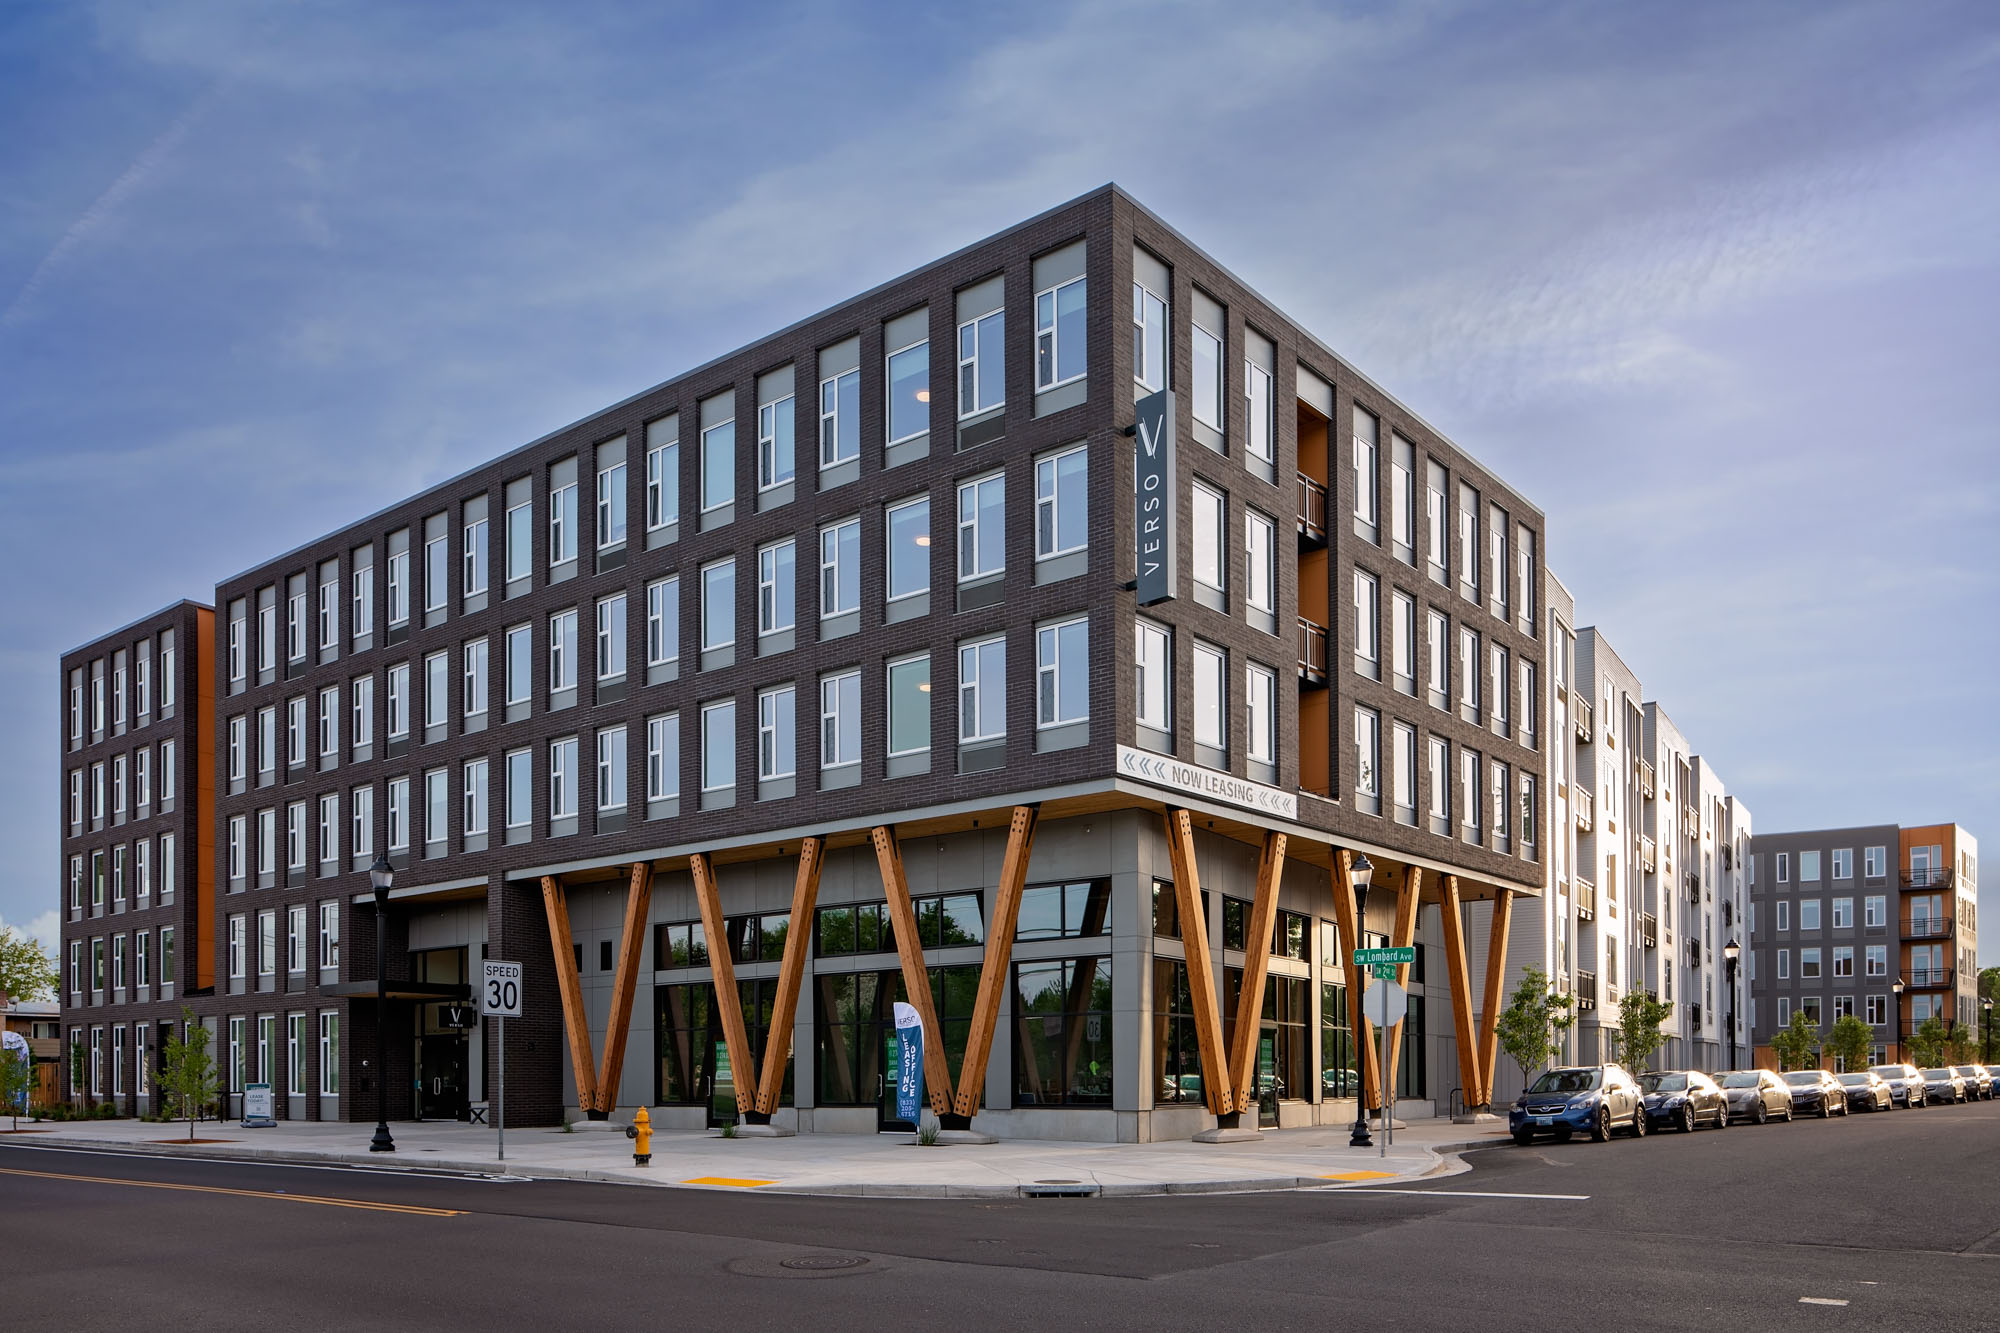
[892,1001,924,1124]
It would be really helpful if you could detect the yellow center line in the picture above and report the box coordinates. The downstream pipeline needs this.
[0,1165,463,1216]
[682,1176,776,1188]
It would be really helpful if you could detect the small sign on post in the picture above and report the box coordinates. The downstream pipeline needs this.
[482,960,523,1161]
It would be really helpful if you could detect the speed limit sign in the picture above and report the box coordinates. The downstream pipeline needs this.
[482,960,523,1017]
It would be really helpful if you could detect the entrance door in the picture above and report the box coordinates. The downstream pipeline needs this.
[1257,1030,1280,1127]
[418,1035,468,1121]
[878,1027,916,1132]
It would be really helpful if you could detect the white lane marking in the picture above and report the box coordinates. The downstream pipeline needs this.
[4,1143,520,1182]
[1799,1297,1850,1306]
[1336,1188,1589,1200]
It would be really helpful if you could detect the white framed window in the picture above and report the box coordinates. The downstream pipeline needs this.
[597,725,627,811]
[227,715,246,783]
[1801,849,1822,882]
[1777,852,1790,883]
[423,651,448,730]
[820,672,860,771]
[228,914,247,979]
[350,676,373,751]
[1035,444,1087,559]
[1035,274,1086,389]
[1352,407,1379,542]
[1132,279,1167,392]
[1192,480,1226,591]
[387,663,409,738]
[259,598,277,673]
[700,700,736,792]
[1245,510,1278,621]
[646,418,679,530]
[387,541,411,626]
[91,762,105,820]
[463,637,488,718]
[1833,896,1853,928]
[227,814,247,882]
[505,490,532,583]
[286,802,306,870]
[463,758,489,835]
[958,305,1004,417]
[548,737,578,820]
[1865,943,1887,976]
[596,593,626,680]
[1392,590,1416,695]
[1461,748,1483,841]
[1491,644,1511,734]
[135,839,151,900]
[757,394,795,491]
[1192,315,1223,432]
[258,909,277,978]
[647,576,680,667]
[1193,642,1225,749]
[701,559,735,651]
[956,472,1005,581]
[887,655,932,756]
[958,636,1006,743]
[887,334,930,444]
[386,775,410,851]
[646,714,680,800]
[316,793,338,865]
[596,457,627,548]
[1036,616,1089,728]
[316,566,339,650]
[1777,900,1790,931]
[757,686,797,781]
[819,367,860,468]
[136,645,152,718]
[504,748,531,830]
[287,1013,306,1096]
[1458,626,1481,722]
[701,416,735,513]
[1135,620,1171,733]
[318,1012,340,1096]
[1838,848,1858,882]
[351,784,374,858]
[549,472,578,566]
[1864,895,1886,928]
[463,514,488,598]
[548,609,578,693]
[886,497,931,601]
[1390,435,1415,564]
[1457,483,1480,604]
[1244,359,1274,464]
[424,527,448,613]
[757,539,796,636]
[423,767,447,848]
[1864,846,1886,878]
[352,554,375,639]
[819,518,860,618]
[1246,665,1277,766]
[1393,722,1418,826]
[1353,570,1379,678]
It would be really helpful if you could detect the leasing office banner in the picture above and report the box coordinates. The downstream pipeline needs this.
[892,1001,925,1124]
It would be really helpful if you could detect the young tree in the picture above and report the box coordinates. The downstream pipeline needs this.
[0,927,59,1005]
[1906,1015,1950,1069]
[67,1039,87,1109]
[1612,990,1674,1071]
[1496,967,1575,1084]
[155,1008,216,1142]
[1826,1014,1873,1074]
[1942,1022,1974,1065]
[0,1048,34,1131]
[1771,1008,1820,1072]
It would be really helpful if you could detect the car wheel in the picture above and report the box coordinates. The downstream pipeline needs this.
[1752,1101,1768,1125]
[1630,1106,1647,1138]
[1512,1129,1535,1146]
[1783,1102,1794,1121]
[1681,1105,1696,1134]
[1819,1098,1831,1119]
[1590,1106,1611,1143]
[1713,1103,1729,1128]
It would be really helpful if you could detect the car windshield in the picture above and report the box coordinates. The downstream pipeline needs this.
[1720,1072,1760,1088]
[1869,1066,1905,1076]
[1953,1067,1980,1076]
[1784,1072,1821,1085]
[1837,1073,1868,1085]
[1638,1073,1687,1093]
[1924,1069,1952,1078]
[1528,1069,1599,1094]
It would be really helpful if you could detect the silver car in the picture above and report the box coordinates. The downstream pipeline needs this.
[1836,1070,1894,1112]
[1869,1063,1927,1108]
[1952,1065,1993,1100]
[1717,1069,1792,1124]
[1922,1068,1967,1104]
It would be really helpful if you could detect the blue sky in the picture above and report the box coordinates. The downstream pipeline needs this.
[3,0,1997,962]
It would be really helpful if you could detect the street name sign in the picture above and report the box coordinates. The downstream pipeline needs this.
[1352,946,1416,966]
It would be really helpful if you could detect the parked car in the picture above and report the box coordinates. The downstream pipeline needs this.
[1951,1066,1993,1101]
[1921,1068,1967,1104]
[1509,1064,1648,1144]
[1985,1065,2000,1092]
[1870,1063,1928,1108]
[1717,1069,1792,1123]
[1836,1070,1895,1112]
[1638,1070,1729,1132]
[1784,1069,1850,1118]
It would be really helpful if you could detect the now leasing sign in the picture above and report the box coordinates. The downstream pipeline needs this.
[1116,745,1299,820]
[1133,387,1177,605]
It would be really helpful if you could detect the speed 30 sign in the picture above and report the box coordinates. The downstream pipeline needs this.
[481,960,523,1017]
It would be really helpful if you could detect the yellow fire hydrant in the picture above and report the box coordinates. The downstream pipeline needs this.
[628,1107,652,1166]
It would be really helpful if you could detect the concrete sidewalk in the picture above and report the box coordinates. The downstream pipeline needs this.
[2,1114,1507,1198]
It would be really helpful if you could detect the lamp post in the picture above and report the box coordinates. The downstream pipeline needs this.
[1722,939,1741,1070]
[1983,997,1993,1065]
[368,853,396,1153]
[1347,853,1375,1150]
[1891,977,1905,1066]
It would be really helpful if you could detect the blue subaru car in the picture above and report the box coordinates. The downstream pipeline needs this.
[1510,1064,1647,1144]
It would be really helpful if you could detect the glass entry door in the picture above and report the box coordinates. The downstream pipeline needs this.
[418,1034,468,1121]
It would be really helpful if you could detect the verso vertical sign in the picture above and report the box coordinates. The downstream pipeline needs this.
[1133,387,1177,606]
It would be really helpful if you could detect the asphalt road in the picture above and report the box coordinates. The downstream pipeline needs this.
[6,1099,1999,1331]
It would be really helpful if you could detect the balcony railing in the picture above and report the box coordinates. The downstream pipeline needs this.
[1575,877,1596,920]
[1721,900,1733,928]
[1721,844,1733,872]
[1574,697,1593,742]
[1907,968,1954,989]
[1904,917,1954,938]
[1576,970,1598,1011]
[1297,618,1328,686]
[1681,803,1698,834]
[1689,1003,1703,1029]
[1640,835,1657,873]
[1685,937,1703,967]
[1686,871,1702,898]
[1638,760,1655,799]
[1573,787,1593,832]
[1640,912,1658,949]
[1902,868,1954,889]
[1296,474,1327,547]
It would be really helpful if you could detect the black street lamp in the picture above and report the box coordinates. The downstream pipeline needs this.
[1891,977,1905,1066]
[1983,997,1993,1064]
[1722,939,1741,1070]
[1347,853,1375,1150]
[368,853,396,1154]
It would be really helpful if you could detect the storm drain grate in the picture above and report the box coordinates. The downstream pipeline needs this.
[1021,1179,1100,1198]
[780,1255,870,1271]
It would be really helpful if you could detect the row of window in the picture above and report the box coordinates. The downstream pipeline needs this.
[73,1014,342,1102]
[1769,847,1892,883]
[65,835,176,916]
[1358,711,1542,859]
[1761,943,1893,981]
[1768,993,1901,1030]
[65,628,178,748]
[223,903,342,984]
[1763,895,1897,933]
[1346,577,1541,747]
[66,927,173,1003]
[65,741,177,835]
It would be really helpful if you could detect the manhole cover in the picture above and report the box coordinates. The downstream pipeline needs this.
[780,1256,869,1272]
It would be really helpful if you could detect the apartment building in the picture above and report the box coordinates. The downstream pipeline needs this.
[1747,822,1980,1067]
[58,186,1551,1141]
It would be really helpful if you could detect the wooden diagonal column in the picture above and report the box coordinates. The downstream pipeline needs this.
[1162,809,1231,1118]
[540,876,600,1116]
[1380,866,1424,1102]
[1437,875,1483,1114]
[592,862,654,1113]
[1330,850,1382,1111]
[1475,888,1516,1109]
[954,806,1039,1118]
[872,826,953,1116]
[754,837,825,1116]
[689,852,759,1121]
[1226,830,1289,1115]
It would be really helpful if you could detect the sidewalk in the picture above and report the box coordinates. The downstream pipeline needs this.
[2,1114,1510,1198]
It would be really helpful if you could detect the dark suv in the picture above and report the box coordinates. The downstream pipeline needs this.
[1509,1064,1647,1144]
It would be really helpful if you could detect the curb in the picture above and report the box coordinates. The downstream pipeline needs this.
[12,1134,1462,1199]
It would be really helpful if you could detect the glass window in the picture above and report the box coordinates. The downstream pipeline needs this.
[504,624,530,705]
[548,610,578,694]
[701,417,734,513]
[1013,957,1111,1106]
[1192,316,1223,431]
[1461,748,1482,841]
[1193,641,1225,749]
[956,473,1005,581]
[1016,880,1114,941]
[597,459,627,548]
[1353,571,1379,678]
[463,758,488,834]
[819,518,860,618]
[958,636,1006,743]
[888,655,931,756]
[701,559,735,651]
[887,336,930,443]
[1247,665,1277,766]
[1353,707,1380,814]
[701,701,735,792]
[1192,481,1226,590]
[1135,620,1171,732]
[757,686,796,781]
[958,306,1004,417]
[646,713,679,801]
[504,492,532,583]
[1352,407,1379,541]
[886,497,931,600]
[1833,848,1854,880]
[1393,722,1417,826]
[596,726,627,810]
[1132,280,1167,392]
[819,368,860,468]
[1245,360,1274,463]
[1034,276,1086,389]
[549,476,578,567]
[1245,510,1276,616]
[647,577,679,667]
[1037,617,1089,727]
[820,672,860,771]
[757,395,795,491]
[758,540,796,636]
[1035,445,1087,559]
[504,749,531,830]
[1801,849,1822,882]
[645,423,678,530]
[463,638,487,718]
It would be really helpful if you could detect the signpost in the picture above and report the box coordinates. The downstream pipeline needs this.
[1363,977,1408,1157]
[481,960,522,1161]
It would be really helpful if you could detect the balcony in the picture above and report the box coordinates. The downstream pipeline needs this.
[1681,802,1698,833]
[1907,967,1954,989]
[1721,900,1733,928]
[1686,870,1701,899]
[1904,917,1954,938]
[1640,912,1658,949]
[1574,697,1592,742]
[1576,970,1598,1011]
[1903,868,1954,889]
[1640,835,1657,873]
[1297,618,1328,686]
[1296,474,1327,548]
[1689,1003,1703,1029]
[1574,787,1593,832]
[1685,937,1703,967]
[1575,876,1596,920]
[1638,759,1655,799]
[1721,844,1733,872]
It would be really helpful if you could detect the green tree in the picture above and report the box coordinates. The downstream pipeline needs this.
[0,926,58,1004]
[1496,967,1575,1085]
[1825,1014,1873,1073]
[1906,1015,1950,1068]
[155,1008,216,1142]
[0,1048,34,1130]
[1942,1022,1975,1065]
[1771,1008,1821,1072]
[1612,989,1674,1071]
